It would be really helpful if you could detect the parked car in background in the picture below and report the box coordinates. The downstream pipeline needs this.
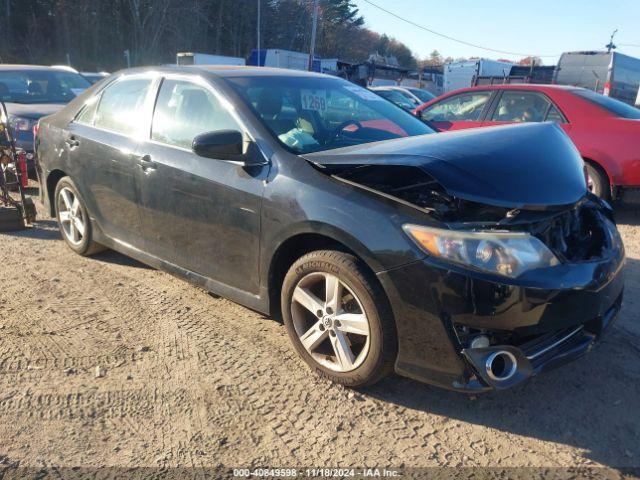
[36,66,623,392]
[555,51,640,106]
[369,86,435,109]
[414,84,640,200]
[368,86,417,111]
[384,86,436,105]
[81,72,109,84]
[0,65,91,177]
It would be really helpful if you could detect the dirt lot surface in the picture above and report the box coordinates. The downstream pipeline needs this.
[0,198,639,475]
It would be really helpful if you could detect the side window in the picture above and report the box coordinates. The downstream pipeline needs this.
[94,77,153,135]
[545,105,565,123]
[491,92,551,123]
[75,95,100,125]
[152,79,240,149]
[421,92,491,122]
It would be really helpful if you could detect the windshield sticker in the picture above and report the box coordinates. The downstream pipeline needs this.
[301,89,327,112]
[343,85,383,101]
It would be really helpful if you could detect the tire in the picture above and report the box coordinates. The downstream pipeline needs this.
[54,176,106,256]
[585,163,609,200]
[281,250,397,387]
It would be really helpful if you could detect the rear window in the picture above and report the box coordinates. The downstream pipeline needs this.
[573,89,640,119]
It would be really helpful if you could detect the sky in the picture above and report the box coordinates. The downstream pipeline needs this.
[351,0,640,64]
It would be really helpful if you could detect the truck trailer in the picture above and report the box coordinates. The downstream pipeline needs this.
[554,51,640,106]
[443,59,513,92]
[248,49,312,71]
[176,52,246,66]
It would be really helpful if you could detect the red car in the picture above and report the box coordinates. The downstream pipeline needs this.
[414,84,640,200]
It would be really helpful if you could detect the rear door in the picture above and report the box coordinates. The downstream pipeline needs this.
[482,90,571,134]
[134,75,266,293]
[67,74,156,248]
[418,91,494,131]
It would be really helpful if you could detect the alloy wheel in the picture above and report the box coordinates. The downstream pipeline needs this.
[291,272,370,372]
[57,187,86,246]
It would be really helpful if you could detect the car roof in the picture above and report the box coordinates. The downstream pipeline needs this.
[114,65,332,79]
[447,84,580,94]
[0,64,82,72]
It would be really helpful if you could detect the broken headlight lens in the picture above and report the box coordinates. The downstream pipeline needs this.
[403,224,560,278]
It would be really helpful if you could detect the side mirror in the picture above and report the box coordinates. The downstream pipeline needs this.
[192,130,268,166]
[192,130,244,160]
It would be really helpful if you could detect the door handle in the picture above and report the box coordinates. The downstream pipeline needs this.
[65,136,80,148]
[136,154,157,171]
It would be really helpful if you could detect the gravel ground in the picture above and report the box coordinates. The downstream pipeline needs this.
[0,197,639,475]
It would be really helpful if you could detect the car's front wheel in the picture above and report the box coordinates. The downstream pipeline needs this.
[281,250,397,387]
[54,177,105,256]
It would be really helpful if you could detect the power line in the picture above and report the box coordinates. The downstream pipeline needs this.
[361,0,561,58]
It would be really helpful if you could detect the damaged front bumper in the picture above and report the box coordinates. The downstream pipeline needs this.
[460,293,622,391]
[376,216,625,393]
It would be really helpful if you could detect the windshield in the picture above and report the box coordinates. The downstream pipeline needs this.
[0,69,91,104]
[406,88,435,103]
[573,89,640,119]
[225,76,434,154]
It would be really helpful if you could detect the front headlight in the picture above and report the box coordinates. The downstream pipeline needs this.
[403,224,560,278]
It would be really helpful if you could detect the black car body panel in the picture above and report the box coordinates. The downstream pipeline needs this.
[35,66,625,392]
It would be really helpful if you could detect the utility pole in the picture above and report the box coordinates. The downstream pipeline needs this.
[5,0,10,48]
[308,0,320,71]
[606,29,618,53]
[257,0,261,58]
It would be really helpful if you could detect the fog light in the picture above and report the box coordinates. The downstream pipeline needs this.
[470,335,490,349]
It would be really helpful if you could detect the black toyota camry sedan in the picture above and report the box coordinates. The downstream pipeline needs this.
[35,66,625,392]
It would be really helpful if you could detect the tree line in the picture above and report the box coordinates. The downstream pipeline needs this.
[1,0,419,71]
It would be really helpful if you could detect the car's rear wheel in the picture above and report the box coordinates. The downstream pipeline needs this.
[281,250,396,387]
[54,177,105,256]
[585,163,609,200]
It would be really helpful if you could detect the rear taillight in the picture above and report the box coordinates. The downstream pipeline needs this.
[33,121,39,138]
[603,82,611,97]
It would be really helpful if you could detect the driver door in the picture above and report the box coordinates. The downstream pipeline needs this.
[135,76,267,294]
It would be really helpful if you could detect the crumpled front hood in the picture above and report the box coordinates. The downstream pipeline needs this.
[4,102,65,120]
[304,123,587,209]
